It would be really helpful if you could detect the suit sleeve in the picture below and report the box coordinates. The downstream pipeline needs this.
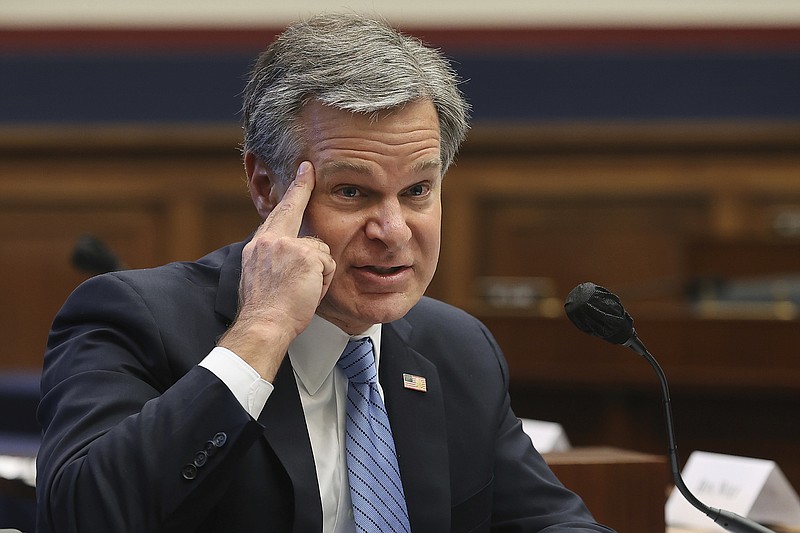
[36,273,264,533]
[477,322,617,533]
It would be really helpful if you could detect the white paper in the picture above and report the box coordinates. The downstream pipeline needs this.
[0,454,36,487]
[750,465,800,525]
[665,451,800,531]
[519,418,571,453]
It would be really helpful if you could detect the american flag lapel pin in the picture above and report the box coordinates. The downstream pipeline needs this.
[402,373,427,393]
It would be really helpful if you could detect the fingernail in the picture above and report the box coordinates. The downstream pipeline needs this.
[297,161,311,175]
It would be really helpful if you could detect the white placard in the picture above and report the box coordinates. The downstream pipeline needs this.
[519,418,571,453]
[665,451,800,531]
[0,454,36,487]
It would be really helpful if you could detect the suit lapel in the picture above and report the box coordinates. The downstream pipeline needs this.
[214,240,322,531]
[381,320,451,533]
[214,241,447,531]
[212,240,322,530]
[258,358,323,532]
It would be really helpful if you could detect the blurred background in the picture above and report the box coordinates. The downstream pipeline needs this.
[1,0,799,529]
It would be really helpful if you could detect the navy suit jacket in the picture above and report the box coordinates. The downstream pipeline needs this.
[36,241,615,532]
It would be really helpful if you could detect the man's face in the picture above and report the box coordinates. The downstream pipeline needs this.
[294,99,443,334]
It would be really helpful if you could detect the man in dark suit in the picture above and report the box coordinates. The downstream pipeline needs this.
[36,13,616,533]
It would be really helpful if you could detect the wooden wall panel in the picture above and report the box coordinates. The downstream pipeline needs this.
[477,194,709,301]
[487,313,800,488]
[203,197,263,253]
[440,149,800,310]
[1,123,799,492]
[3,125,800,369]
[0,138,251,370]
[0,208,162,369]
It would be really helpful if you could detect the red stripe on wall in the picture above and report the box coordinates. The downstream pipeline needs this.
[1,26,799,54]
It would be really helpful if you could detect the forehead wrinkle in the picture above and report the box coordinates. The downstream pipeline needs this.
[314,134,439,153]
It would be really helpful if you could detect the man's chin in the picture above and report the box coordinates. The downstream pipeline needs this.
[318,291,420,332]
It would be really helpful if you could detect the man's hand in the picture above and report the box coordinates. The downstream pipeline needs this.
[218,161,335,381]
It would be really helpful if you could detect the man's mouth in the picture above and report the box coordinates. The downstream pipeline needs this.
[363,265,405,275]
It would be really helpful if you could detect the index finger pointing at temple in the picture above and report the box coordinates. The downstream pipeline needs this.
[262,161,315,237]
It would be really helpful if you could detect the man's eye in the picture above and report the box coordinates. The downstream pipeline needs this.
[407,183,430,196]
[337,186,360,198]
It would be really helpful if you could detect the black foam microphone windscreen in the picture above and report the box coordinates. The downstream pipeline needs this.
[71,234,122,274]
[564,282,635,345]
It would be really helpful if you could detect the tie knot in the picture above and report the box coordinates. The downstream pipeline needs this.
[337,338,377,384]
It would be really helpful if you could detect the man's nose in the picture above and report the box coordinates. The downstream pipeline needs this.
[365,199,413,251]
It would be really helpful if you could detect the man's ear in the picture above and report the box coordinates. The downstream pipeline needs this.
[245,152,286,220]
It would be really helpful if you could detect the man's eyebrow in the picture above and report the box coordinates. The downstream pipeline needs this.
[318,161,374,177]
[413,158,442,174]
[318,158,442,177]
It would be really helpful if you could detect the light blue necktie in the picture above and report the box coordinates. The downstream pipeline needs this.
[338,337,411,533]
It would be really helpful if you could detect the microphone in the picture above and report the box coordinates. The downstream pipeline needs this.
[71,234,123,275]
[564,281,776,533]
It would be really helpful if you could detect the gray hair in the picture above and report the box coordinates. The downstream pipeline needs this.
[242,13,470,183]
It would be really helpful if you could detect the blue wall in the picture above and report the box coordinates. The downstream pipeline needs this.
[2,36,800,124]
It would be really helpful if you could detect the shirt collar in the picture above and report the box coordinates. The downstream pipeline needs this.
[288,314,382,396]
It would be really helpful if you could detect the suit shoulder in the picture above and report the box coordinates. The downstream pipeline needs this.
[397,297,509,385]
[405,296,481,325]
[59,242,242,323]
[97,241,240,293]
[403,297,490,341]
[111,261,213,292]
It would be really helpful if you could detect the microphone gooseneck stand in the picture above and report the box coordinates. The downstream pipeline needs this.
[564,282,776,533]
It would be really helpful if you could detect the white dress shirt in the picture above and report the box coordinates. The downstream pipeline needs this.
[200,315,383,533]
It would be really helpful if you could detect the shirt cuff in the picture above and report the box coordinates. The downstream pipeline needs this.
[199,346,273,418]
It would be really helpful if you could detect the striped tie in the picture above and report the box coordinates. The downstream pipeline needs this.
[338,338,411,533]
